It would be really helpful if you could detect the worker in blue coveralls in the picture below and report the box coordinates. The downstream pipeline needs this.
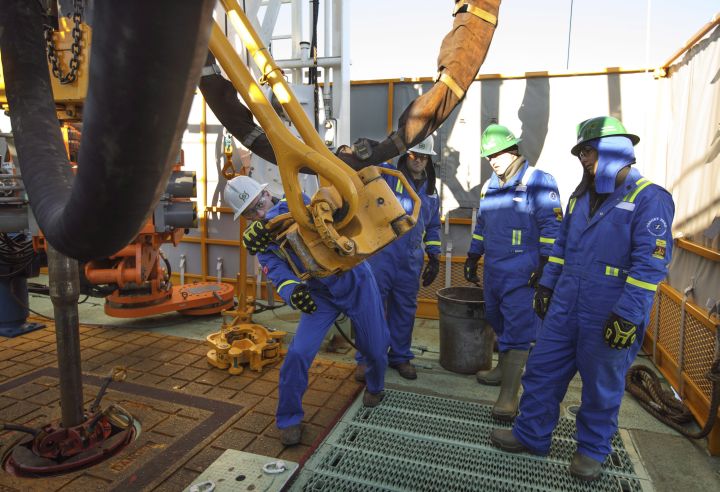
[224,175,390,447]
[464,123,562,421]
[490,116,675,482]
[354,135,442,382]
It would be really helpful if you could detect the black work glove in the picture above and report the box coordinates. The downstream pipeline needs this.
[603,313,637,349]
[422,254,440,287]
[290,284,317,314]
[242,220,272,255]
[533,285,553,319]
[528,256,549,288]
[464,253,482,283]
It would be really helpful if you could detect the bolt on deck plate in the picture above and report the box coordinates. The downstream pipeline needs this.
[291,389,652,492]
[185,449,298,492]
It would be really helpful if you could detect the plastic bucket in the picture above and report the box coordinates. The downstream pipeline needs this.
[437,286,494,374]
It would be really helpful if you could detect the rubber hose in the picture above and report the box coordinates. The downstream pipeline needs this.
[0,0,215,261]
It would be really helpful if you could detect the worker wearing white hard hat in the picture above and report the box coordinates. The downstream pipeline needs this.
[354,134,441,382]
[223,175,390,447]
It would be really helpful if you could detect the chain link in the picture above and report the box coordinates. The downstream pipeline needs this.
[44,0,84,85]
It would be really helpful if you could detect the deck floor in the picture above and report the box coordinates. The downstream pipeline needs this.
[0,287,718,491]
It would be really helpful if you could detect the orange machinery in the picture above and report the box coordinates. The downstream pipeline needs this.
[32,143,234,318]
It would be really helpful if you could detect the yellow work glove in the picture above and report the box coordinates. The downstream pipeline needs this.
[242,220,272,255]
[603,313,637,349]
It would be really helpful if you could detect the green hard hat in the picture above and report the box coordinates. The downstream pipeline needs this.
[480,124,521,157]
[571,116,640,156]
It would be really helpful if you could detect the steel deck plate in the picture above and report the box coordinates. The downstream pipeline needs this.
[291,389,652,492]
[185,449,298,492]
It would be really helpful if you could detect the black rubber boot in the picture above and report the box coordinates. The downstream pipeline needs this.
[489,429,531,453]
[492,349,529,421]
[569,451,603,481]
[354,364,366,382]
[390,361,417,380]
[476,351,505,386]
[280,424,302,446]
[362,390,385,407]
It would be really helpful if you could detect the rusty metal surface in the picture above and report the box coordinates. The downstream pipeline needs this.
[0,322,364,491]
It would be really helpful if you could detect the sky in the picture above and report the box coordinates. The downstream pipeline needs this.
[348,0,719,80]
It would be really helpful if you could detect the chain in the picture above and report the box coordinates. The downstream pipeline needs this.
[44,0,84,85]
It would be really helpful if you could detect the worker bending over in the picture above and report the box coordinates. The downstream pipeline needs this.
[464,123,562,420]
[491,116,675,481]
[354,135,442,381]
[225,176,390,446]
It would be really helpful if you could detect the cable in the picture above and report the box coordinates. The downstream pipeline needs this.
[333,318,358,351]
[625,360,720,439]
[565,0,574,69]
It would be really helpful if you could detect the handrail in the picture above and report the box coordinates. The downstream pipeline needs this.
[676,238,720,263]
[660,13,720,75]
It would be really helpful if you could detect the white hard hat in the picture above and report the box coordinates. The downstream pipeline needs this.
[224,176,268,220]
[408,135,437,156]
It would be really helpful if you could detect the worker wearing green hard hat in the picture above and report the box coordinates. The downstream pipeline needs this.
[570,116,640,156]
[491,116,674,483]
[480,123,522,158]
[465,122,562,422]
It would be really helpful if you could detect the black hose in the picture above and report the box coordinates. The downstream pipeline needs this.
[0,423,39,436]
[0,0,215,261]
[333,320,358,351]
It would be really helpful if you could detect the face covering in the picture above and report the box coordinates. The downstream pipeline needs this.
[589,136,636,193]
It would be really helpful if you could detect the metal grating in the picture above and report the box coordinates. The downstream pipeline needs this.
[291,390,652,492]
[656,293,681,361]
[682,315,715,399]
[650,288,717,401]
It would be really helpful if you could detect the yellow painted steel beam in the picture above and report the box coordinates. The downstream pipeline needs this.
[209,21,359,231]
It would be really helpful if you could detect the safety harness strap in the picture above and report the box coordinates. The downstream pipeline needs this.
[390,132,407,154]
[453,2,498,26]
[435,71,465,99]
[240,126,265,148]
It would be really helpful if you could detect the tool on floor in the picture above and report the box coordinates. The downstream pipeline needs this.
[206,319,287,375]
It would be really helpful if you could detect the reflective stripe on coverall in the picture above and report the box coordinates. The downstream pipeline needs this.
[257,196,390,429]
[356,162,441,366]
[468,161,562,351]
[512,167,675,462]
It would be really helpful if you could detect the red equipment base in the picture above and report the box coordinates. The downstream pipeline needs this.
[105,282,235,318]
[2,416,136,477]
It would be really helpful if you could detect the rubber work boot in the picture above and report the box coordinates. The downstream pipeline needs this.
[492,349,529,421]
[569,451,603,481]
[489,429,531,453]
[476,351,505,386]
[279,424,302,446]
[362,390,385,407]
[390,361,417,380]
[354,364,366,383]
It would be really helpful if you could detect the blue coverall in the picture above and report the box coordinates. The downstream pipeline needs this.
[356,162,441,366]
[468,161,562,351]
[257,197,390,430]
[512,164,675,462]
